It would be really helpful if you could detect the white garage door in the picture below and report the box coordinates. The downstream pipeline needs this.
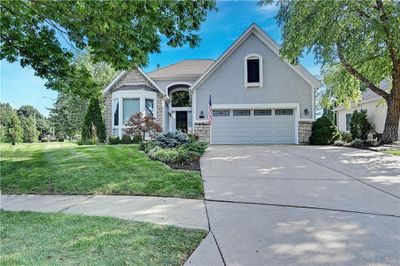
[211,109,295,144]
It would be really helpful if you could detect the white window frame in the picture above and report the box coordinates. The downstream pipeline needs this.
[244,53,263,88]
[111,90,157,138]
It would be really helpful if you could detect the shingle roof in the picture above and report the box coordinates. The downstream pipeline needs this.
[148,59,214,79]
[361,80,390,101]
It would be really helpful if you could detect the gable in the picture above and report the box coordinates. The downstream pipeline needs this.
[191,24,320,91]
[103,68,165,96]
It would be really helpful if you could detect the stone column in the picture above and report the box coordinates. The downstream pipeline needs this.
[299,121,313,144]
[194,122,211,143]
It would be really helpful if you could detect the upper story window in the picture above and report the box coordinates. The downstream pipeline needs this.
[244,54,263,87]
[172,90,191,107]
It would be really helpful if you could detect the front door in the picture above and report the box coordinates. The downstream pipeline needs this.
[176,111,188,132]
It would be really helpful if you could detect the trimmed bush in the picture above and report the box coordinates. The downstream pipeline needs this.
[350,110,372,139]
[121,134,132,144]
[156,132,190,148]
[148,147,179,164]
[182,141,207,155]
[139,141,157,153]
[309,116,340,145]
[82,97,106,143]
[108,136,120,145]
[350,138,365,148]
[132,134,142,144]
[340,131,353,143]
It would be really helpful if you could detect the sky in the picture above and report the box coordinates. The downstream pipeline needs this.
[0,1,320,117]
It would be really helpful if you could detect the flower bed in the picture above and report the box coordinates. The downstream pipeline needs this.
[140,132,207,170]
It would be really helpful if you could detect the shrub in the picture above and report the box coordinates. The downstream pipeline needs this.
[182,141,207,155]
[188,133,200,142]
[156,131,190,148]
[148,147,179,164]
[121,134,132,144]
[366,139,380,147]
[139,141,157,153]
[333,140,346,146]
[176,147,201,164]
[340,131,353,143]
[350,138,365,148]
[132,134,142,144]
[309,116,340,145]
[124,112,162,139]
[350,110,372,140]
[40,137,50,142]
[108,135,120,145]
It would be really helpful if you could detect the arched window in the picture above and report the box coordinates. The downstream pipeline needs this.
[244,54,263,87]
[171,90,191,107]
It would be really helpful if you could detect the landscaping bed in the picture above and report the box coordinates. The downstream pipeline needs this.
[0,210,207,266]
[140,132,207,171]
[0,142,203,199]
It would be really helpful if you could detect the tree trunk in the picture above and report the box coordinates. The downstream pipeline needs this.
[382,96,400,143]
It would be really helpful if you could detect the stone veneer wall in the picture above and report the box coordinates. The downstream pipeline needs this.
[194,122,211,143]
[104,69,164,138]
[299,120,313,144]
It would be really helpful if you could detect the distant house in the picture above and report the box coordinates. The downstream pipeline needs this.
[103,23,321,144]
[335,86,400,139]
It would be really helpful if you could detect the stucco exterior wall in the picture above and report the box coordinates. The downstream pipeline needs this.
[337,99,400,138]
[194,33,314,122]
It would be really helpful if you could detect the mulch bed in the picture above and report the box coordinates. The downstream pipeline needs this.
[169,160,200,171]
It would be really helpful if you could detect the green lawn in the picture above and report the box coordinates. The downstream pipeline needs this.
[384,150,400,156]
[0,210,206,266]
[0,142,203,198]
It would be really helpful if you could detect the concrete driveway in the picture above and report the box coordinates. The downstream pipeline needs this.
[186,145,400,266]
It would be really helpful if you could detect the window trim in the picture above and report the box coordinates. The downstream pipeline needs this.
[244,53,263,88]
[213,110,230,117]
[233,110,251,116]
[345,113,352,131]
[254,109,272,116]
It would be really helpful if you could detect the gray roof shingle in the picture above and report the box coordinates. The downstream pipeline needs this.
[148,59,214,79]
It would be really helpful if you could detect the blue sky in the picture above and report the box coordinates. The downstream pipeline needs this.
[0,1,320,117]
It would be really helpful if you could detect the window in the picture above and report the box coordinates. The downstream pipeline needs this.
[172,90,191,107]
[275,109,293,115]
[346,113,352,131]
[213,110,230,116]
[244,54,263,87]
[123,98,140,125]
[145,99,154,117]
[247,59,260,83]
[112,98,119,126]
[254,109,272,116]
[233,110,250,116]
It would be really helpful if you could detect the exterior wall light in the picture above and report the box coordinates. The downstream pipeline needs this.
[199,111,205,119]
[304,108,309,116]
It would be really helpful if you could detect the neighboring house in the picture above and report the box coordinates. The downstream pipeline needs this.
[335,88,400,138]
[103,23,321,144]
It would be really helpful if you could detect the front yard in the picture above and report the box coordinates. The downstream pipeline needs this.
[0,142,203,199]
[0,210,206,265]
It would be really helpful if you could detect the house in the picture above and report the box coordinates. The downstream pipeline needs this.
[335,87,400,138]
[103,23,321,144]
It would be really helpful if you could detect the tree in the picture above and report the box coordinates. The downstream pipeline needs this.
[49,93,88,140]
[124,112,162,139]
[1,0,216,96]
[17,105,50,140]
[82,97,106,143]
[260,0,400,143]
[8,111,22,145]
[20,115,39,143]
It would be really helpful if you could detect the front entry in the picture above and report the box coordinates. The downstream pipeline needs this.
[176,111,188,132]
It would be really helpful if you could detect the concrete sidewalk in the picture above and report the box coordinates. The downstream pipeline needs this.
[0,194,209,230]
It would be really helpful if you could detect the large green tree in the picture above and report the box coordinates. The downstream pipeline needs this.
[1,0,216,96]
[17,105,50,140]
[82,97,106,143]
[20,115,39,143]
[50,93,88,140]
[260,0,400,143]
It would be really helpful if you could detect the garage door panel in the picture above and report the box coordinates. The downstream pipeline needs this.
[211,109,295,144]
